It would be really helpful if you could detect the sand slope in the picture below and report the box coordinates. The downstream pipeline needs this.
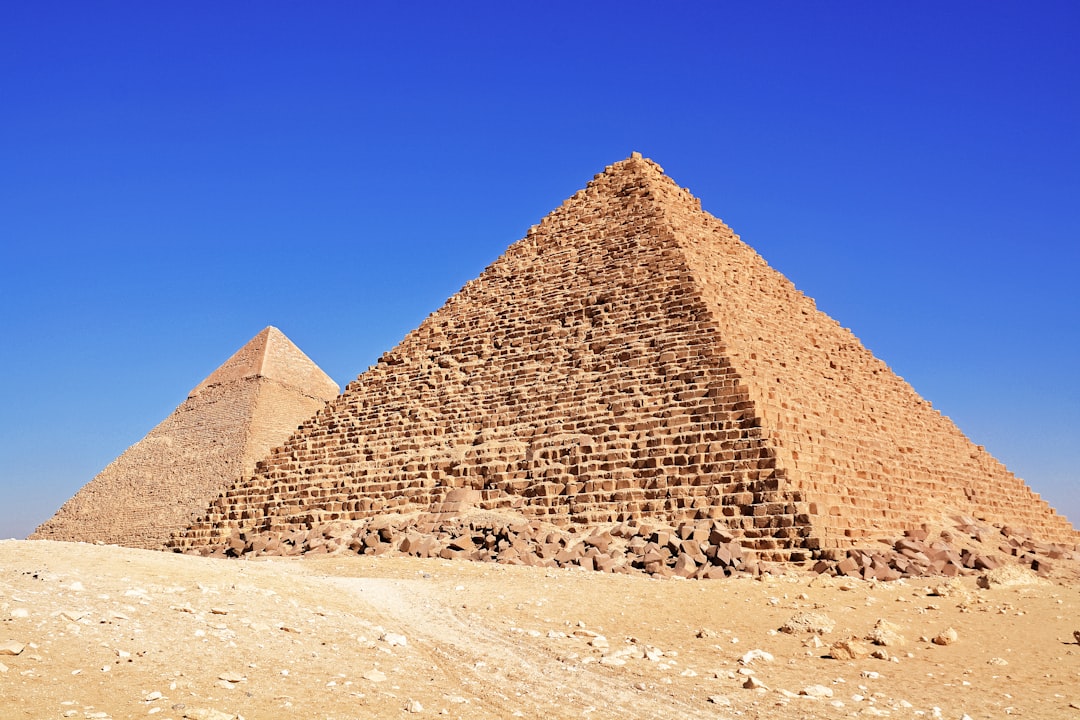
[1,540,1078,719]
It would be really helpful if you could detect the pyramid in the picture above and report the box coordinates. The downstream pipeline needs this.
[31,327,340,549]
[171,155,1077,561]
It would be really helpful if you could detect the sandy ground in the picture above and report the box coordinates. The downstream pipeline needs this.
[1,540,1078,720]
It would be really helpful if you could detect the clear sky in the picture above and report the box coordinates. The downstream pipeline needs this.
[2,3,1077,539]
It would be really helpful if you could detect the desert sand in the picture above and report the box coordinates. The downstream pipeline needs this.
[2,540,1078,719]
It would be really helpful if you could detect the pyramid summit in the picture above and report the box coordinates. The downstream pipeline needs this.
[32,326,340,549]
[171,155,1077,566]
[189,326,339,400]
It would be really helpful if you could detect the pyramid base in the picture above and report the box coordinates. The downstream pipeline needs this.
[168,500,1079,583]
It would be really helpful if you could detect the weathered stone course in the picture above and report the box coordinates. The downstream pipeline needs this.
[32,327,339,549]
[169,154,1077,565]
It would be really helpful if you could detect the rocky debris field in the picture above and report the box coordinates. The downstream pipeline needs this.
[2,539,1079,719]
[192,509,1077,586]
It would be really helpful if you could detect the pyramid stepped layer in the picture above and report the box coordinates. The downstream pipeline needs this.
[171,155,1077,560]
[31,327,339,549]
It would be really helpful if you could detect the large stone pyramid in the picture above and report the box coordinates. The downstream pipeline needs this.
[172,155,1077,561]
[31,326,340,549]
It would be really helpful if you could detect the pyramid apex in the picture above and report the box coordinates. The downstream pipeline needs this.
[608,151,664,175]
[578,153,670,191]
[253,325,286,342]
[189,327,339,400]
[522,154,702,245]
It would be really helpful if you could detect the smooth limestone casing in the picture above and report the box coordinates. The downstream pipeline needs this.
[172,156,1077,559]
[31,327,339,549]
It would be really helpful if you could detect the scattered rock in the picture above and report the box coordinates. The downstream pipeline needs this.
[800,684,834,698]
[828,638,870,660]
[707,695,731,706]
[695,627,718,639]
[217,671,245,683]
[362,669,387,682]
[867,619,906,647]
[380,632,408,647]
[780,611,835,635]
[742,676,768,690]
[739,649,774,665]
[932,628,958,646]
[0,640,25,656]
[976,565,1045,589]
[405,699,423,713]
[808,574,841,589]
[928,579,967,598]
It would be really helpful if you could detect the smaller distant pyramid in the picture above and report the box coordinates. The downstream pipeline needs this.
[30,327,340,549]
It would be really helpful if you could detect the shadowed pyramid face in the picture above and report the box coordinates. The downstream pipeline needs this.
[164,155,1075,558]
[31,327,339,549]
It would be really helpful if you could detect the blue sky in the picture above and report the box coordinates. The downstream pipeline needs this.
[2,2,1077,539]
